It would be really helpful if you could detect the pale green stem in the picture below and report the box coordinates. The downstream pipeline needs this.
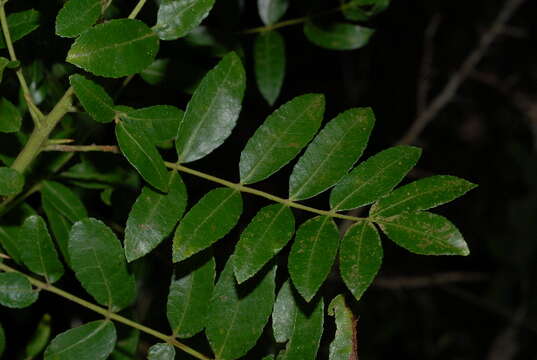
[128,0,148,19]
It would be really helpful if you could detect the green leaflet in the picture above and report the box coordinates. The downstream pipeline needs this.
[167,253,215,338]
[240,94,325,184]
[258,0,288,25]
[0,226,22,264]
[0,57,9,83]
[116,117,169,192]
[24,313,52,359]
[254,31,285,106]
[206,259,276,360]
[288,216,339,301]
[0,10,40,49]
[66,19,159,78]
[43,320,116,360]
[304,21,374,51]
[42,199,72,266]
[330,146,421,211]
[70,74,115,123]
[155,0,216,40]
[41,181,87,223]
[0,272,38,308]
[125,171,187,262]
[0,322,4,357]
[55,0,101,38]
[289,108,375,201]
[232,204,294,283]
[0,167,24,195]
[0,97,22,133]
[273,281,324,360]
[176,52,246,163]
[68,218,136,311]
[119,105,184,143]
[370,175,477,218]
[377,211,470,256]
[328,295,357,360]
[148,343,175,359]
[20,216,64,283]
[339,221,382,301]
[140,58,169,85]
[173,188,242,263]
[343,0,391,21]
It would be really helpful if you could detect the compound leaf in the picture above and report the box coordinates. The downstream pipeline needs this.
[0,167,23,195]
[173,188,242,262]
[0,97,22,133]
[69,218,136,311]
[43,320,116,360]
[328,295,357,360]
[370,175,477,218]
[330,146,421,211]
[377,211,470,256]
[232,204,294,283]
[339,221,382,301]
[155,0,216,40]
[240,94,325,184]
[288,216,339,302]
[258,0,288,25]
[304,21,374,51]
[66,19,159,78]
[148,343,175,360]
[125,171,187,262]
[273,281,324,360]
[55,0,101,38]
[167,253,215,338]
[254,31,285,106]
[0,272,38,309]
[70,74,115,123]
[176,52,245,163]
[0,10,40,49]
[116,117,169,192]
[289,108,375,201]
[41,181,87,223]
[20,215,64,283]
[206,259,275,360]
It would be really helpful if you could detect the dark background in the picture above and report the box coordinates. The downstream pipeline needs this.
[2,0,537,358]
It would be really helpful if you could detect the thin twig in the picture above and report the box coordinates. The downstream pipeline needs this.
[373,271,487,290]
[398,0,526,145]
[416,14,441,116]
[43,144,121,153]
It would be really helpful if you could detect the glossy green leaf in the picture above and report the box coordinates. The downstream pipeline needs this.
[69,218,136,311]
[0,10,40,49]
[377,211,470,256]
[20,215,64,283]
[240,94,325,184]
[167,253,215,338]
[0,322,5,357]
[328,295,357,360]
[55,0,101,38]
[70,74,115,123]
[0,97,22,133]
[125,172,187,262]
[304,21,374,50]
[339,221,382,301]
[258,0,288,25]
[173,188,242,262]
[116,117,169,192]
[176,52,245,163]
[206,259,276,360]
[232,204,294,283]
[66,19,159,78]
[330,146,421,211]
[42,200,72,266]
[0,226,22,264]
[370,175,477,218]
[119,105,184,143]
[0,167,23,195]
[254,31,285,106]
[289,108,375,201]
[273,281,324,360]
[288,216,339,301]
[148,343,175,359]
[43,320,116,360]
[0,272,38,308]
[155,0,216,40]
[0,57,9,83]
[140,58,169,85]
[42,181,87,223]
[24,313,51,359]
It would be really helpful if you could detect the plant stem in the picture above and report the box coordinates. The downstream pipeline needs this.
[0,3,44,125]
[43,144,120,153]
[128,0,148,19]
[0,261,214,360]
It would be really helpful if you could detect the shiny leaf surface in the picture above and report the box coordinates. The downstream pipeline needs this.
[119,105,184,143]
[0,10,40,49]
[41,181,87,223]
[55,0,101,38]
[0,272,38,308]
[304,21,374,50]
[258,0,288,25]
[155,0,216,40]
[70,74,115,123]
[148,343,175,359]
